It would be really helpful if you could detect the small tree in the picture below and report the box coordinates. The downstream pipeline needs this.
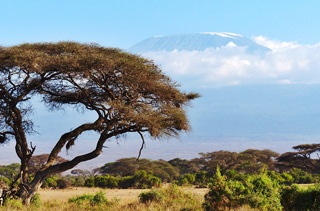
[0,42,198,204]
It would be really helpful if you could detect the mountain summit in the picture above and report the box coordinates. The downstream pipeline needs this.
[129,32,270,53]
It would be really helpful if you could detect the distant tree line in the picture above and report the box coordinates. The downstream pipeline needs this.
[2,144,320,209]
[1,144,320,190]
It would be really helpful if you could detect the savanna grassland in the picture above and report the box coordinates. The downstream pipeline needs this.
[2,147,320,210]
[1,185,208,211]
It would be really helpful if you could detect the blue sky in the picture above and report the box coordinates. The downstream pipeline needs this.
[1,1,320,166]
[1,1,320,48]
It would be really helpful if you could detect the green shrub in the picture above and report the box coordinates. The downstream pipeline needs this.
[0,176,10,187]
[280,184,300,211]
[71,176,86,187]
[179,173,196,186]
[69,193,94,205]
[118,175,134,188]
[68,191,109,206]
[94,175,119,188]
[42,177,57,188]
[122,184,202,211]
[203,166,232,211]
[57,178,71,189]
[280,172,294,185]
[195,170,208,186]
[139,189,163,204]
[281,184,320,211]
[245,173,282,211]
[91,191,108,206]
[118,170,161,189]
[3,198,23,209]
[203,167,282,211]
[289,168,314,184]
[30,193,41,207]
[84,177,95,187]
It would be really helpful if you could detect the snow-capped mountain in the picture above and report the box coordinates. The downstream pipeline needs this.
[128,32,270,53]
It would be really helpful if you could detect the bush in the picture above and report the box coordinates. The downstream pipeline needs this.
[66,175,86,187]
[281,184,320,211]
[42,177,57,188]
[94,175,119,188]
[203,167,282,211]
[245,173,282,211]
[203,167,233,211]
[179,173,196,186]
[139,190,163,204]
[3,198,23,209]
[0,176,10,187]
[91,191,108,206]
[57,178,72,189]
[68,191,109,206]
[30,193,41,207]
[84,177,95,187]
[69,194,94,205]
[195,170,208,186]
[118,170,161,189]
[120,185,202,211]
[289,168,314,184]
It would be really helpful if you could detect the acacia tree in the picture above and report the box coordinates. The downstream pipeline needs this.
[0,42,198,204]
[276,144,320,173]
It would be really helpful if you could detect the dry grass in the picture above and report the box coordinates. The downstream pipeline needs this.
[38,186,208,205]
[0,186,262,211]
[39,187,150,205]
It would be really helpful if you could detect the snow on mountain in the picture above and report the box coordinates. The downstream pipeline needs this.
[126,32,320,154]
[128,32,270,53]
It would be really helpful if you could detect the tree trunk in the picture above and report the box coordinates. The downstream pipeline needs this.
[19,181,42,206]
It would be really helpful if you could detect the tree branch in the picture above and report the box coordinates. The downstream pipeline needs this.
[137,131,145,160]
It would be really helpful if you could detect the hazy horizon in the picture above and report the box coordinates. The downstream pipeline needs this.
[2,1,320,169]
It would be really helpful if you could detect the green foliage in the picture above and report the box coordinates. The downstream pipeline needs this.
[130,170,162,189]
[30,193,41,207]
[280,172,294,185]
[84,177,95,187]
[281,184,320,211]
[67,175,86,187]
[91,191,109,206]
[139,190,164,204]
[118,170,161,189]
[56,178,72,189]
[195,170,208,186]
[0,42,197,205]
[3,198,23,209]
[179,173,196,186]
[0,163,20,179]
[94,175,119,188]
[245,172,282,210]
[203,166,282,211]
[136,184,202,210]
[69,194,94,205]
[289,168,314,183]
[98,158,180,182]
[268,170,294,185]
[0,176,10,187]
[68,191,109,206]
[203,166,233,211]
[42,176,58,188]
[168,158,198,175]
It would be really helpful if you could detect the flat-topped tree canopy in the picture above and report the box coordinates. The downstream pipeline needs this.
[0,42,198,205]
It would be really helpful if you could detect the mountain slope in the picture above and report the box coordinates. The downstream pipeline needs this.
[129,32,270,53]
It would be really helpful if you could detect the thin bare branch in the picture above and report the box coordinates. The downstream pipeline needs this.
[137,131,146,160]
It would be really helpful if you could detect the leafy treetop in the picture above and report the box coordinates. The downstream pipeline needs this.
[0,42,198,204]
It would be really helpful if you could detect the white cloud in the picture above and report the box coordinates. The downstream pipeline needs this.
[143,38,320,88]
[253,36,300,51]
